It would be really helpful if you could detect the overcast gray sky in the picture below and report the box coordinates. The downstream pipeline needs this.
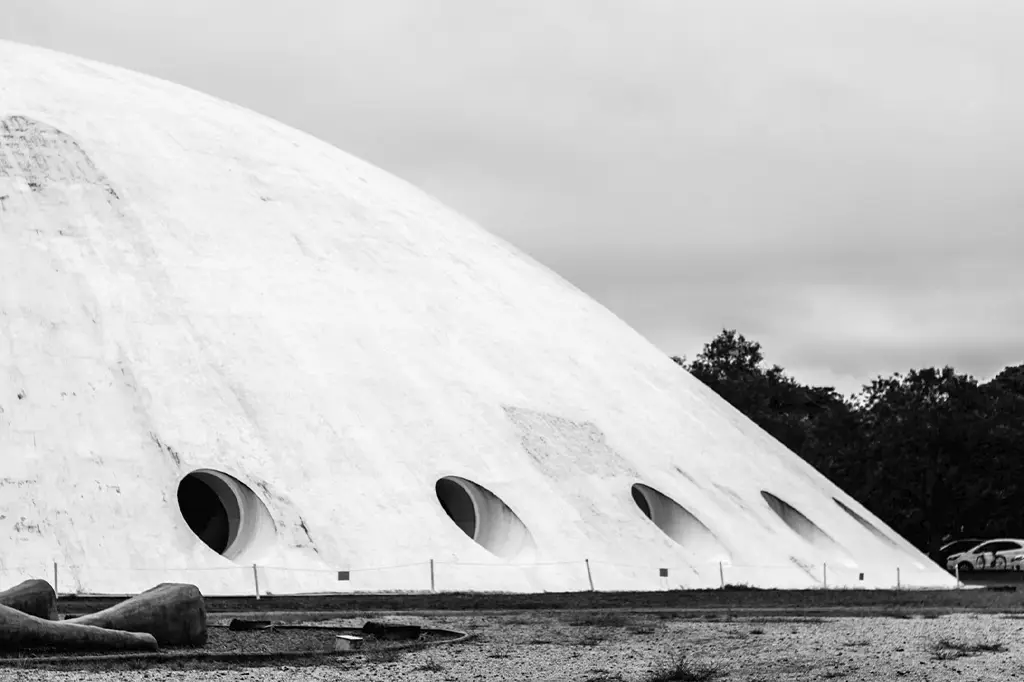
[4,0,1023,396]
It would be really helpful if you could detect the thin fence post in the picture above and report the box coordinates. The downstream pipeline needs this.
[584,559,595,592]
[252,564,260,600]
[430,559,435,593]
[53,562,58,598]
[823,563,828,590]
[719,561,725,589]
[955,564,960,589]
[896,567,901,592]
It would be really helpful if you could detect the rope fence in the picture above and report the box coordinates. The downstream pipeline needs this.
[0,559,961,597]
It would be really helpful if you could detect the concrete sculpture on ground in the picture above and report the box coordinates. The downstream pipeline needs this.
[0,580,58,620]
[0,39,956,594]
[0,604,158,652]
[67,583,208,646]
[0,581,205,652]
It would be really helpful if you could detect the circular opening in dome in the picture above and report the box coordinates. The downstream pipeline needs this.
[435,476,535,560]
[761,491,853,564]
[631,483,730,560]
[436,478,476,538]
[177,470,277,562]
[631,486,652,518]
[833,497,898,547]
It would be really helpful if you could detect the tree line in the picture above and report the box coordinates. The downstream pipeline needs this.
[673,330,1024,557]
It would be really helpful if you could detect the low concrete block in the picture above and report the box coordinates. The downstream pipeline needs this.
[335,634,363,651]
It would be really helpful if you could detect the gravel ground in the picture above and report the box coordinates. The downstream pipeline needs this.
[1,611,1022,681]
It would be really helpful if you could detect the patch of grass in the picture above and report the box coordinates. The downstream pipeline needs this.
[414,658,445,672]
[748,616,824,624]
[842,639,870,647]
[628,625,656,635]
[647,655,723,682]
[653,611,738,622]
[363,647,402,664]
[578,634,608,647]
[528,638,553,645]
[931,638,1006,660]
[360,639,417,665]
[882,609,941,620]
[565,612,630,628]
[749,628,765,635]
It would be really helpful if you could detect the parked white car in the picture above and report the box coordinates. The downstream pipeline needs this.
[946,539,1024,572]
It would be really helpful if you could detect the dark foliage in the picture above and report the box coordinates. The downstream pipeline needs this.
[675,329,1024,555]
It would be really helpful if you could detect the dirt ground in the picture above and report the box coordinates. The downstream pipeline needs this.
[3,609,1023,681]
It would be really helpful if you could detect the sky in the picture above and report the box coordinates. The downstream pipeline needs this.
[4,0,1023,396]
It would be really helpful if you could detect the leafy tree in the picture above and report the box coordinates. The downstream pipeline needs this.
[681,329,840,456]
[674,330,1024,556]
[987,364,1024,398]
[855,368,993,552]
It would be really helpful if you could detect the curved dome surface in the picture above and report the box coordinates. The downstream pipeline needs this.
[0,40,952,594]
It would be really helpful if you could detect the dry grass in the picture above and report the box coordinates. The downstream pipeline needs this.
[646,654,723,681]
[565,612,632,628]
[413,658,445,672]
[931,638,1007,660]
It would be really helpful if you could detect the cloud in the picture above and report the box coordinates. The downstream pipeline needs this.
[4,0,1023,395]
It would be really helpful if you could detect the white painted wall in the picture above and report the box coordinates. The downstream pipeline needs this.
[0,40,955,594]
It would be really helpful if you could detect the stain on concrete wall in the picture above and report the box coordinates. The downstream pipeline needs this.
[503,405,652,551]
[503,406,637,479]
[0,116,117,198]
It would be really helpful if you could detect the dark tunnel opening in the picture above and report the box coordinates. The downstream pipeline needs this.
[178,473,231,555]
[436,477,477,539]
[632,485,653,519]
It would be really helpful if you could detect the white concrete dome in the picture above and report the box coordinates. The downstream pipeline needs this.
[0,40,953,594]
